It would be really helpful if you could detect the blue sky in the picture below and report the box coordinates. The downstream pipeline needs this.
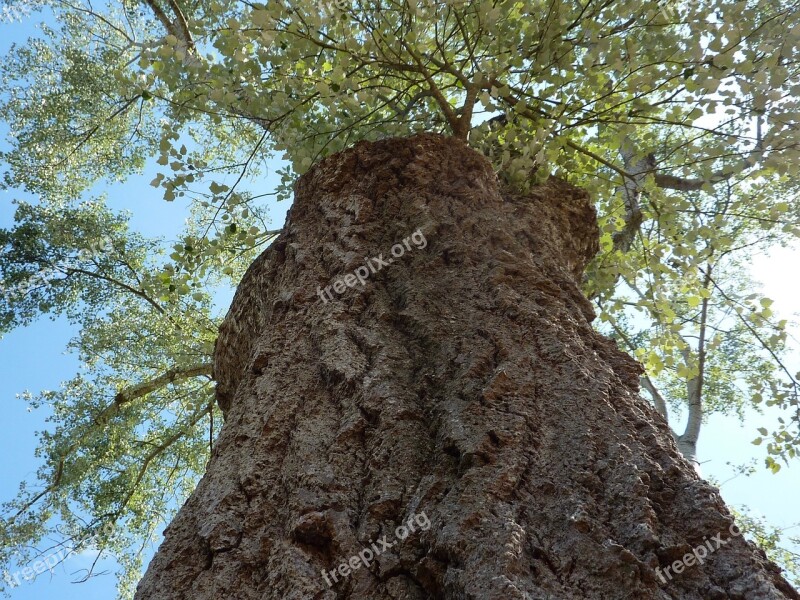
[0,10,798,600]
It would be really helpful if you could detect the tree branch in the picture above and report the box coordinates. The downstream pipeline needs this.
[677,266,712,466]
[485,80,640,182]
[162,0,194,49]
[654,115,766,191]
[59,265,166,315]
[399,42,462,137]
[8,363,212,523]
[640,374,669,423]
[113,400,210,518]
[95,362,214,425]
[611,138,655,252]
[140,0,179,39]
[375,89,434,119]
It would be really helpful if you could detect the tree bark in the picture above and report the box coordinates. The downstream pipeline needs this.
[135,133,798,600]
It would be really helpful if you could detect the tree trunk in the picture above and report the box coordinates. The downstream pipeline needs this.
[134,133,798,600]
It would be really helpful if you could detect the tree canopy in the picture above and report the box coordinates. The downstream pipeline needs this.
[1,0,799,595]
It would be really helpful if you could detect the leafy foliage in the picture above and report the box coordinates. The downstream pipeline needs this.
[731,504,800,588]
[591,179,800,464]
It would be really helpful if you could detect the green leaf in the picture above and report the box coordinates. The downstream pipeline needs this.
[209,181,229,195]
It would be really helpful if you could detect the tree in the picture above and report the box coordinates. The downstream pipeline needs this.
[136,133,799,598]
[1,0,799,595]
[590,180,800,467]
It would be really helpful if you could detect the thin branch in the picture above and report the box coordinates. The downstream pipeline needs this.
[202,130,268,239]
[57,96,141,167]
[59,265,166,315]
[654,114,766,191]
[113,402,210,517]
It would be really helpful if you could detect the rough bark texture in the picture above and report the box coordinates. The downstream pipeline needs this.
[135,133,798,600]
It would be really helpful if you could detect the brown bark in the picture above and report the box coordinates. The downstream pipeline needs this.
[135,133,798,600]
